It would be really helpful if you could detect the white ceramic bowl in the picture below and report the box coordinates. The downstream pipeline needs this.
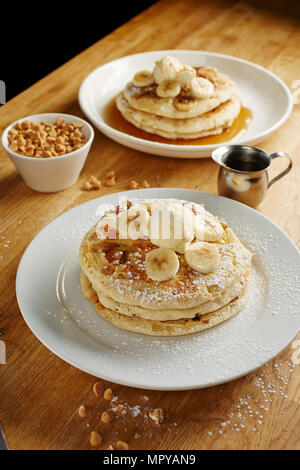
[79,50,293,159]
[2,113,94,192]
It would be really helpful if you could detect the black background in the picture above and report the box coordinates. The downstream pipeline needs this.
[1,2,156,101]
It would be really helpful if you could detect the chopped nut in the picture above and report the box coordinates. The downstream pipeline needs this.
[92,180,101,189]
[90,175,98,184]
[106,170,115,178]
[148,408,164,425]
[78,405,88,417]
[107,445,114,450]
[82,181,93,190]
[116,440,129,450]
[105,176,116,187]
[90,431,102,447]
[142,179,150,188]
[101,411,113,424]
[129,180,139,190]
[103,388,114,401]
[93,381,104,397]
[115,404,125,416]
[7,118,87,158]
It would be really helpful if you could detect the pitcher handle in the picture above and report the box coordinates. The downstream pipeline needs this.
[268,152,293,188]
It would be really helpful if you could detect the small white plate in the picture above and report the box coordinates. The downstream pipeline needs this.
[78,50,293,159]
[16,189,300,390]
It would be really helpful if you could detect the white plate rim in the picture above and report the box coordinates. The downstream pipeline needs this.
[16,189,300,390]
[78,50,293,156]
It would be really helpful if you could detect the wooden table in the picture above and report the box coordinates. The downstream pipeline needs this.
[1,0,300,450]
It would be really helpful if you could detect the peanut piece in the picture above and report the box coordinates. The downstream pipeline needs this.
[116,440,129,450]
[101,411,113,424]
[90,431,102,447]
[149,408,164,425]
[93,381,104,397]
[78,405,88,417]
[103,388,114,401]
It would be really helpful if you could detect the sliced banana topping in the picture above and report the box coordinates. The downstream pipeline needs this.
[194,211,224,242]
[177,67,196,87]
[150,202,194,253]
[173,95,196,111]
[184,241,219,274]
[156,79,181,98]
[118,204,150,240]
[132,70,154,87]
[145,247,179,281]
[153,56,182,84]
[189,77,214,99]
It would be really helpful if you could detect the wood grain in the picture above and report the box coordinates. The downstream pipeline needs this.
[1,0,300,450]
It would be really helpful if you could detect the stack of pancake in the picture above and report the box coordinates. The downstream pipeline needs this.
[116,55,241,140]
[79,199,252,336]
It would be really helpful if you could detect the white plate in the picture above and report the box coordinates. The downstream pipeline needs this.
[78,50,293,158]
[16,189,300,390]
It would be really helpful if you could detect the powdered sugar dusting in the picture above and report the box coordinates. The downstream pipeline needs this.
[19,190,300,389]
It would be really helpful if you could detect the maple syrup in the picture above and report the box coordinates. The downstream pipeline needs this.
[104,97,252,146]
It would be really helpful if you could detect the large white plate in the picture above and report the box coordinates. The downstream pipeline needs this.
[78,50,293,158]
[16,189,300,390]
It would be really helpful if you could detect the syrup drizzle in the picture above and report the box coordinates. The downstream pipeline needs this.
[104,97,252,146]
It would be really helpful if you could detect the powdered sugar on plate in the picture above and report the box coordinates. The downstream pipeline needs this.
[16,189,300,390]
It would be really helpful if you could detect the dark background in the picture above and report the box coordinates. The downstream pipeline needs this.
[1,2,156,101]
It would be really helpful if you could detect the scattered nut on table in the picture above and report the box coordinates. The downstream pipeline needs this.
[93,381,104,397]
[90,430,102,447]
[82,175,101,190]
[101,411,113,424]
[148,408,164,425]
[103,388,114,401]
[116,440,129,450]
[78,405,88,418]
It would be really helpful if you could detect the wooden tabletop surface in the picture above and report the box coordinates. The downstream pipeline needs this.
[1,0,300,450]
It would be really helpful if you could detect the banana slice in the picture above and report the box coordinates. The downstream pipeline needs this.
[153,56,182,84]
[174,95,196,111]
[127,205,150,239]
[95,216,117,240]
[145,247,179,281]
[177,67,196,87]
[184,241,219,274]
[194,211,224,242]
[189,77,214,99]
[150,202,194,253]
[156,79,181,98]
[132,70,154,87]
[118,204,150,240]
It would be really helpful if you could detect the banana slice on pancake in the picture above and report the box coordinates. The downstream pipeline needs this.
[132,70,154,87]
[150,202,194,253]
[184,241,219,273]
[145,247,179,281]
[194,211,224,242]
[177,67,196,86]
[190,77,214,99]
[156,79,181,98]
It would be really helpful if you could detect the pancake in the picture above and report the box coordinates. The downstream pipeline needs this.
[81,268,249,321]
[79,198,251,336]
[116,93,241,140]
[80,270,249,336]
[79,199,251,311]
[123,66,237,119]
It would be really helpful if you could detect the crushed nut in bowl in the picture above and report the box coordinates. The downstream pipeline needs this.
[2,113,94,193]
